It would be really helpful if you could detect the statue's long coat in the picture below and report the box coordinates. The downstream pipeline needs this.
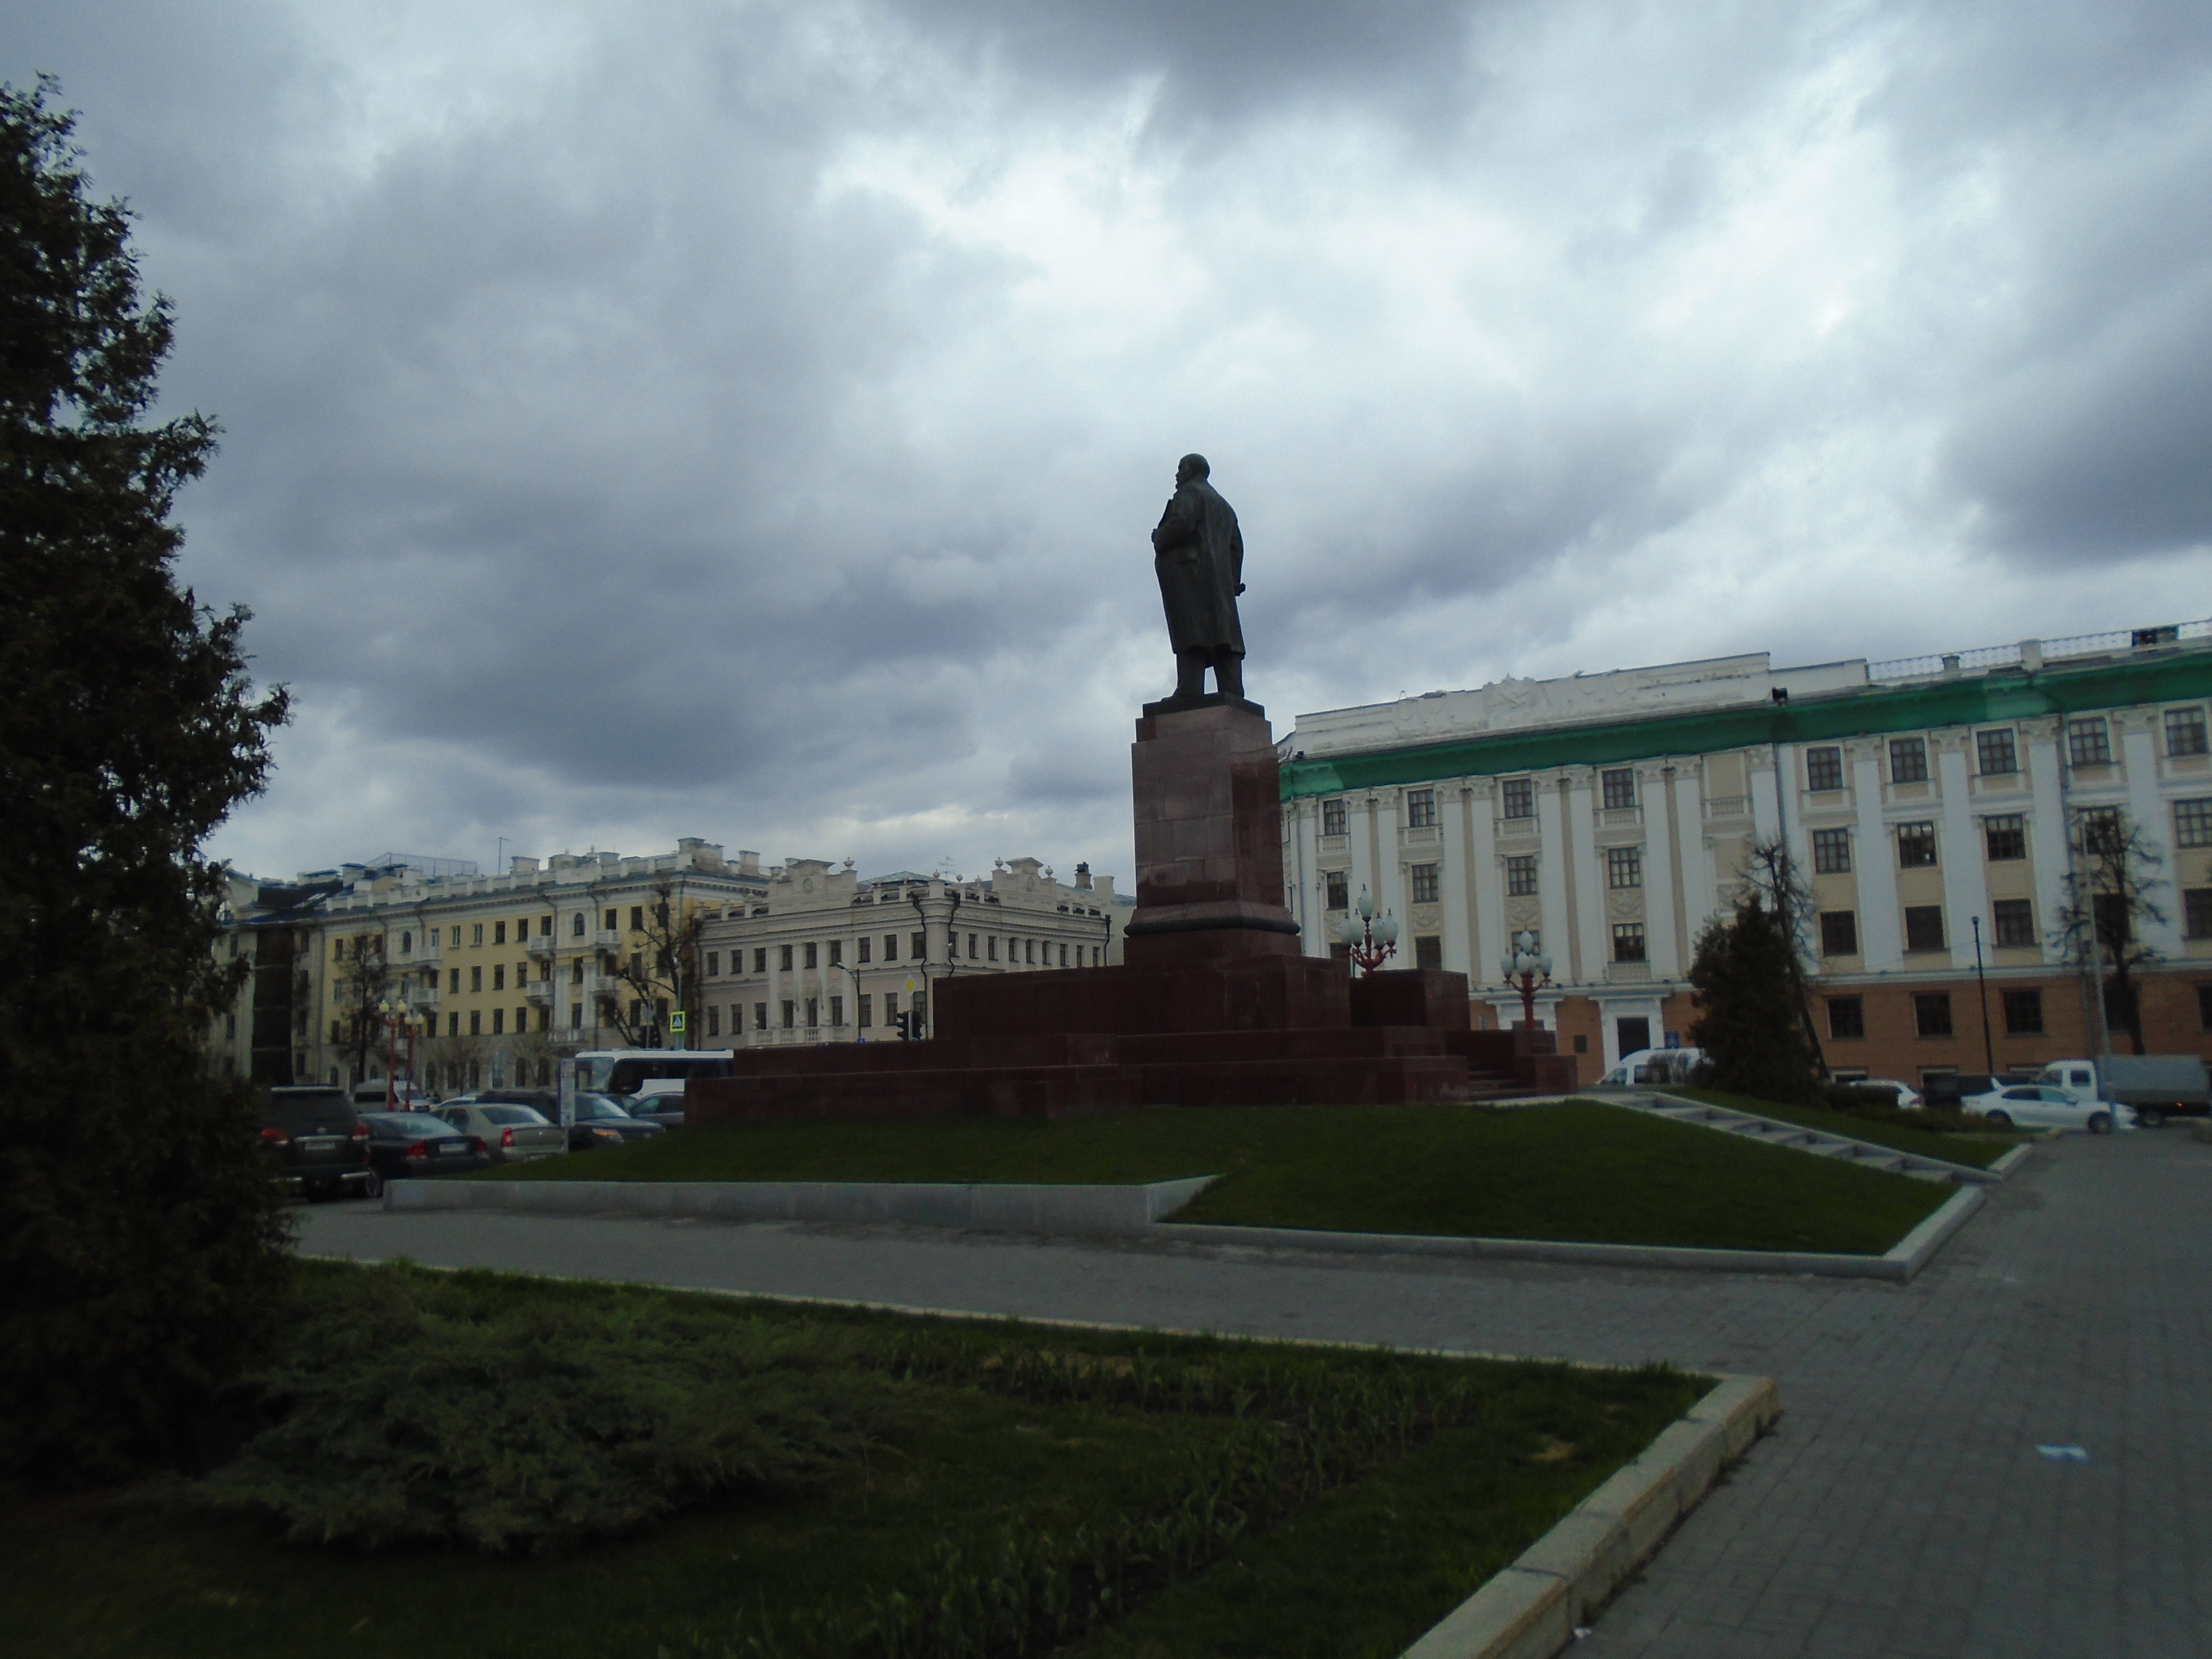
[1150,477,1245,654]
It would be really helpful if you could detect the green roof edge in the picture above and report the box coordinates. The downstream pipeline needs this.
[1278,652,2212,801]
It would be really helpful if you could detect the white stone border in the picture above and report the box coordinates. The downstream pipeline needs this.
[1403,1375,1782,1659]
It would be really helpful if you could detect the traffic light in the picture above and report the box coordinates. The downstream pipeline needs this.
[894,1011,914,1041]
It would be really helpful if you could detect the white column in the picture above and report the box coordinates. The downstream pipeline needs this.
[2124,724,2183,955]
[1536,779,1572,976]
[1441,784,1472,974]
[1377,790,1405,924]
[1471,781,1504,991]
[1854,750,1902,969]
[2028,727,2067,964]
[1751,752,1782,844]
[1568,772,1605,986]
[1293,800,1322,955]
[1676,772,1717,941]
[1939,743,1985,969]
[1643,763,1681,980]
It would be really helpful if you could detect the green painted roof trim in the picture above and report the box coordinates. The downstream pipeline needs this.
[1279,651,2212,800]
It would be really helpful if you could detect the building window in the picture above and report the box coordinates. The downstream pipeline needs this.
[830,995,844,1026]
[1025,939,1036,964]
[857,937,871,964]
[451,925,462,947]
[778,944,793,972]
[1984,814,2026,861]
[630,906,645,933]
[470,966,483,992]
[781,1000,795,1030]
[1506,855,1538,897]
[1414,936,1443,969]
[1975,729,2018,775]
[603,908,617,931]
[1827,996,1865,1040]
[1601,769,1635,809]
[1410,863,1440,903]
[468,1010,482,1036]
[1805,746,1844,791]
[987,937,998,961]
[1812,828,1851,873]
[493,964,506,992]
[570,1002,583,1030]
[705,951,719,978]
[398,930,412,956]
[751,947,766,973]
[491,1008,504,1035]
[1897,823,1938,867]
[1914,992,1954,1038]
[1904,906,1946,952]
[1325,870,1349,909]
[470,923,483,946]
[2002,989,2044,1036]
[2176,799,2212,849]
[884,934,899,961]
[2185,889,2212,940]
[1889,737,1928,784]
[858,994,873,1027]
[2067,717,2112,766]
[1057,944,1068,967]
[1501,777,1534,820]
[754,1002,768,1031]
[912,932,927,961]
[1322,797,1348,836]
[829,939,843,967]
[885,992,899,1022]
[2167,706,2209,757]
[1607,848,1641,889]
[705,1004,720,1038]
[450,968,461,993]
[1819,911,1859,956]
[494,921,507,945]
[1405,788,1437,828]
[805,999,818,1028]
[1611,923,1646,963]
[803,942,818,969]
[1991,899,2036,948]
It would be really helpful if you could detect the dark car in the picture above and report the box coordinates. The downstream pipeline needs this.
[358,1111,492,1179]
[258,1087,379,1200]
[1920,1073,1999,1111]
[619,1091,685,1130]
[474,1088,663,1152]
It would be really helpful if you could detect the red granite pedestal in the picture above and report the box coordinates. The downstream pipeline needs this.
[689,696,1574,1126]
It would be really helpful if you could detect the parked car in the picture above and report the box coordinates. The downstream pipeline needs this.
[258,1086,379,1200]
[618,1091,686,1129]
[1962,1084,2135,1135]
[358,1111,493,1179]
[1598,1047,1706,1088]
[473,1088,663,1152]
[431,1100,567,1164]
[1920,1073,2000,1111]
[2039,1057,2211,1126]
[1838,1078,1924,1110]
[349,1078,430,1110]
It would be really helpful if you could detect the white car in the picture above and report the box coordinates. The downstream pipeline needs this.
[1963,1084,2134,1135]
[1854,1079,1923,1110]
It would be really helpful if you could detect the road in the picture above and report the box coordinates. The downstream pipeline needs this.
[298,1127,2212,1658]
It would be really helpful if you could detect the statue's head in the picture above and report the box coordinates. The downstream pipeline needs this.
[1176,453,1209,485]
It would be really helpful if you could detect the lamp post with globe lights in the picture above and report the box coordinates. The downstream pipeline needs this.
[375,997,425,1108]
[1336,886,1398,974]
[1500,928,1554,1030]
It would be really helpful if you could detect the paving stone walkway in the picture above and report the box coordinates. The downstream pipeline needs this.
[298,1129,2212,1658]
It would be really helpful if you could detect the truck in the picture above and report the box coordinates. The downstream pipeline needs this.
[2039,1056,2212,1127]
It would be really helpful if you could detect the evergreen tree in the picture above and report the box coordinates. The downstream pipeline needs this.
[1,79,292,1480]
[1686,895,1822,1106]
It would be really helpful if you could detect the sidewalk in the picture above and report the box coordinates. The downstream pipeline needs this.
[298,1129,2212,1658]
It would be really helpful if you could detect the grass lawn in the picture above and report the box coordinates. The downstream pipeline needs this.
[1,1261,1706,1659]
[1662,1086,2028,1171]
[484,1100,1949,1255]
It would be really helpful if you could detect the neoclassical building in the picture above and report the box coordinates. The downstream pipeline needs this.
[696,857,1127,1045]
[1280,621,2212,1087]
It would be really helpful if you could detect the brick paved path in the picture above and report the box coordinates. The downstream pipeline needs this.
[298,1130,2212,1658]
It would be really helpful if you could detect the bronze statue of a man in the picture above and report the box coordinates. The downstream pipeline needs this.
[1151,453,1246,701]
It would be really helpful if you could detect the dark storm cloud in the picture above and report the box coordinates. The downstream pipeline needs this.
[7,0,2212,882]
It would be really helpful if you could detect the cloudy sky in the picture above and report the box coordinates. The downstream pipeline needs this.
[11,1,2212,887]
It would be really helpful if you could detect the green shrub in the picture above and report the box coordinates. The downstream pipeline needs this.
[194,1269,896,1553]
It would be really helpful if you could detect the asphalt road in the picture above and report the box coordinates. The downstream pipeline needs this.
[298,1127,2212,1658]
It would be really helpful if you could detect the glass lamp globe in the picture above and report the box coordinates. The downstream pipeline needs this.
[1374,911,1398,946]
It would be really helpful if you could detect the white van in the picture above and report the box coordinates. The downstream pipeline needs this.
[349,1078,428,1109]
[1599,1047,1705,1088]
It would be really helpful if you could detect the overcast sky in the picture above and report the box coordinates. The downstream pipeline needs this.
[12,1,2212,887]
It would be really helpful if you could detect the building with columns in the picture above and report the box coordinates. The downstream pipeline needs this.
[696,857,1127,1045]
[1280,621,2212,1087]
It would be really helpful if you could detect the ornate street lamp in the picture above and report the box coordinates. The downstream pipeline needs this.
[375,997,403,1109]
[1336,886,1398,974]
[1499,928,1554,1030]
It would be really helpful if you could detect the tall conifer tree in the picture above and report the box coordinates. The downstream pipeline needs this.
[1,79,292,1479]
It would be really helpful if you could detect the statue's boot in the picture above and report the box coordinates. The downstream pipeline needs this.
[1175,648,1209,700]
[1214,652,1246,699]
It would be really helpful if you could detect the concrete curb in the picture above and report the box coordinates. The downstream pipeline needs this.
[1990,1141,2036,1175]
[1644,1091,2015,1185]
[383,1174,1218,1237]
[1402,1374,1782,1659]
[1157,1184,1984,1282]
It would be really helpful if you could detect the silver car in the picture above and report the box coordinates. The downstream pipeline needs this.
[1963,1084,2134,1135]
[435,1100,568,1163]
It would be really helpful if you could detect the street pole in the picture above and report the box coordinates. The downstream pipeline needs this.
[1971,915,1995,1077]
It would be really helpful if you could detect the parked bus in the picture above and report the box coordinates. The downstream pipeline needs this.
[571,1048,735,1104]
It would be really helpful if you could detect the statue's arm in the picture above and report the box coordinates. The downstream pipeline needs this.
[1231,520,1244,592]
[1152,489,1197,553]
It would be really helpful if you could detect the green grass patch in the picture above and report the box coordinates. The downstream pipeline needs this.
[1663,1086,2027,1170]
[1,1260,1704,1659]
[482,1100,1946,1255]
